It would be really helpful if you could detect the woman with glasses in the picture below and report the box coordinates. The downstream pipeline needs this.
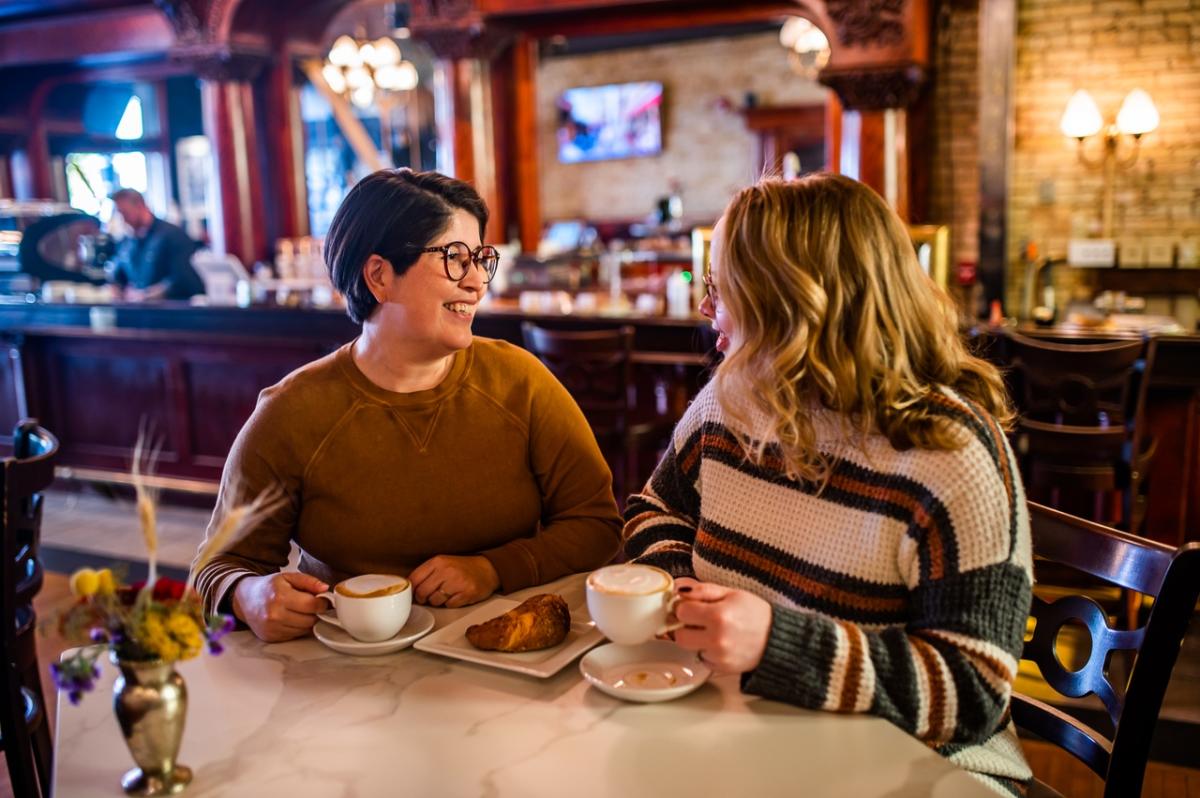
[194,169,622,642]
[624,174,1033,796]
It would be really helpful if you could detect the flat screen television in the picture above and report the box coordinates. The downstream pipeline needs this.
[556,81,663,164]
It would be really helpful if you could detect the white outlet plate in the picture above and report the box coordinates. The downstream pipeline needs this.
[1068,239,1116,268]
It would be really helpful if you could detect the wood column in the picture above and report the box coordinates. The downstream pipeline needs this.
[201,78,266,266]
[447,58,476,184]
[510,36,540,252]
[28,82,53,200]
[261,43,309,241]
[978,0,1017,311]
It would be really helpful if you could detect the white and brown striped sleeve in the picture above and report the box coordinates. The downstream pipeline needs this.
[621,395,707,577]
[742,415,1033,748]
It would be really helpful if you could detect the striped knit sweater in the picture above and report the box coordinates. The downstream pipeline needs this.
[624,381,1034,797]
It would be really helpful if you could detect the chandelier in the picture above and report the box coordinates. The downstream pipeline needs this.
[779,17,831,80]
[323,35,419,109]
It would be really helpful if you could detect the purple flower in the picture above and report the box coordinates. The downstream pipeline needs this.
[203,613,236,656]
[51,653,100,702]
[89,628,109,644]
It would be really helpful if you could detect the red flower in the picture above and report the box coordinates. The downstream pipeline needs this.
[126,577,189,602]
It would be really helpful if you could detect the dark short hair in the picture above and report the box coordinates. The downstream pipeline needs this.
[323,169,489,323]
[110,188,145,205]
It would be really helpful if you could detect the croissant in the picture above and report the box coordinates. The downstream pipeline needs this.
[465,594,571,652]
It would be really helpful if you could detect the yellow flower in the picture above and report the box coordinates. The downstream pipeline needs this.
[165,612,203,661]
[69,568,99,597]
[136,608,203,662]
[95,568,117,595]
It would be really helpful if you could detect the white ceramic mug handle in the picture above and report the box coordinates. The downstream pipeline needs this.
[657,593,684,635]
[316,592,342,628]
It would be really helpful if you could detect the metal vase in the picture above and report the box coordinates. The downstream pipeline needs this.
[111,654,193,796]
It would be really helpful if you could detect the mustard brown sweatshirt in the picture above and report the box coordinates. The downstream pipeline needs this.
[194,337,623,613]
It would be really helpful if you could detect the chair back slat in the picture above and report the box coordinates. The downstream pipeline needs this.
[1017,502,1200,798]
[1028,504,1173,592]
[1,419,58,797]
[521,323,635,425]
[1008,334,1144,426]
[1011,694,1113,776]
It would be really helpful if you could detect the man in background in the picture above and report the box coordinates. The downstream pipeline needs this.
[109,188,205,301]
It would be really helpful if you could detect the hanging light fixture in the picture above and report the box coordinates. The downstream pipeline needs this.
[322,35,419,109]
[779,16,830,79]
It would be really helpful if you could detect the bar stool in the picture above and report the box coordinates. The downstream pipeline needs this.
[521,323,673,506]
[1,420,59,798]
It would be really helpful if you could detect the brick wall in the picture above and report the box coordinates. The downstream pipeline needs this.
[929,0,1200,324]
[929,2,981,277]
[537,32,829,224]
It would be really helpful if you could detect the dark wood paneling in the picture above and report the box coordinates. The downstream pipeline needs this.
[41,342,174,465]
[183,354,309,462]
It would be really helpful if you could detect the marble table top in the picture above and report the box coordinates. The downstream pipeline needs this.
[53,573,999,797]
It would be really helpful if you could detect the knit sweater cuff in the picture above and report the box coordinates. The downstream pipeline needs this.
[209,567,259,623]
[740,605,832,710]
[480,540,538,594]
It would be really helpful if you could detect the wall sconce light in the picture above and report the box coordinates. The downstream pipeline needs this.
[1060,88,1159,238]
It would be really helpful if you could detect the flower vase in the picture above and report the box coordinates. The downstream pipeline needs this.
[111,654,193,796]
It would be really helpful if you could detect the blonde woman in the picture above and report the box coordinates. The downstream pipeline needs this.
[623,174,1033,796]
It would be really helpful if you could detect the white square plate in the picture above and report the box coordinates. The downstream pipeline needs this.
[414,597,603,678]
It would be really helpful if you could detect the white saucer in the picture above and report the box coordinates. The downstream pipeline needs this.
[579,640,711,703]
[313,606,434,656]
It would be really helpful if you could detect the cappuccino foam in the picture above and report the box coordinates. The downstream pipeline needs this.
[588,564,671,596]
[336,575,409,599]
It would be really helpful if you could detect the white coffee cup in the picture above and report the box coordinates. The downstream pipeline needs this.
[586,564,682,645]
[317,574,412,643]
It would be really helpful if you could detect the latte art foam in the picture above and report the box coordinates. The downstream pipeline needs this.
[588,564,671,596]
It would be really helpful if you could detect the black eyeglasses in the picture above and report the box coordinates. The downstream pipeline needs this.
[417,241,500,283]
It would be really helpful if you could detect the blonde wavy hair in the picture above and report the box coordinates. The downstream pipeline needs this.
[713,173,1012,483]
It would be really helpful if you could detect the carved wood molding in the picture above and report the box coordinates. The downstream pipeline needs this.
[153,0,211,44]
[818,63,927,111]
[410,0,516,60]
[171,43,271,82]
[824,0,906,47]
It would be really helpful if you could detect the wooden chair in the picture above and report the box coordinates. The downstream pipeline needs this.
[521,323,672,505]
[1015,502,1200,798]
[0,420,59,798]
[1007,333,1153,533]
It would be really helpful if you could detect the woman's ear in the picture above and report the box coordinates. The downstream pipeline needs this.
[361,255,392,304]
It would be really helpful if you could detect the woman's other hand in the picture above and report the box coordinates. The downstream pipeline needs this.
[232,572,330,642]
[671,577,773,674]
[410,555,500,608]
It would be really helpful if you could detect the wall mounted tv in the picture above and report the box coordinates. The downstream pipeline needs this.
[556,81,663,164]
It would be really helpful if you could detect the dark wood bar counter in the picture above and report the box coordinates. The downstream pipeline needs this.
[0,302,716,492]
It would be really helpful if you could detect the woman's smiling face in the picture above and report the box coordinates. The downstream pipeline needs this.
[374,208,487,357]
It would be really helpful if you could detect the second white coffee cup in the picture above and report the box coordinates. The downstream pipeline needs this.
[586,564,682,646]
[317,574,412,643]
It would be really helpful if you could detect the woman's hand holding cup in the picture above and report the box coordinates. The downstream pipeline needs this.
[670,577,773,674]
[232,572,331,643]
